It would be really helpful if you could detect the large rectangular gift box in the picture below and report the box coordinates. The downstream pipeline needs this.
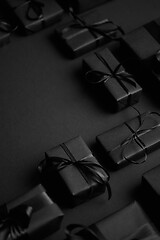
[66,202,159,240]
[97,111,160,169]
[122,26,160,84]
[83,48,142,111]
[38,136,110,207]
[55,8,123,57]
[142,164,160,228]
[0,184,64,240]
[58,0,108,13]
[5,0,64,34]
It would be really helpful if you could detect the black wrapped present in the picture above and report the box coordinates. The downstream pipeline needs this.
[38,136,111,207]
[57,0,108,13]
[142,165,160,226]
[0,185,64,240]
[97,112,160,169]
[5,0,64,34]
[56,8,124,57]
[122,26,160,84]
[83,48,142,111]
[65,202,158,240]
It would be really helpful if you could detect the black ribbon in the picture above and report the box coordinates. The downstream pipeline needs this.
[85,52,137,100]
[45,143,112,199]
[26,0,44,21]
[65,224,107,240]
[68,7,124,43]
[0,204,32,240]
[0,18,17,34]
[115,111,160,164]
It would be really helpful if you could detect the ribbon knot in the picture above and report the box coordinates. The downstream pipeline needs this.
[120,111,160,164]
[44,143,112,199]
[0,204,32,240]
[85,52,137,98]
[26,0,44,21]
[69,8,124,42]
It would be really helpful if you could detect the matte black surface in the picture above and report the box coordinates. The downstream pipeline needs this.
[1,0,160,240]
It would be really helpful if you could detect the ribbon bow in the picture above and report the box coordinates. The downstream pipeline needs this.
[0,18,17,34]
[0,204,33,240]
[85,52,137,97]
[45,143,112,199]
[65,224,107,240]
[69,8,124,42]
[120,111,160,164]
[26,0,44,21]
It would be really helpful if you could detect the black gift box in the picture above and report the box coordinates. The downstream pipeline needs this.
[56,8,123,57]
[5,0,64,34]
[38,136,110,206]
[0,185,64,240]
[59,0,108,13]
[67,202,157,240]
[83,48,142,111]
[122,26,160,84]
[97,112,160,169]
[142,165,160,225]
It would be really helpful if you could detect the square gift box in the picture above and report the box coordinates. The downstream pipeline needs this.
[56,8,123,57]
[66,202,158,240]
[5,0,64,34]
[0,184,64,240]
[97,111,160,169]
[83,48,142,111]
[38,136,110,206]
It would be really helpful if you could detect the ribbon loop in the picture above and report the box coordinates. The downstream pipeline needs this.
[45,143,111,199]
[26,0,44,20]
[0,204,33,240]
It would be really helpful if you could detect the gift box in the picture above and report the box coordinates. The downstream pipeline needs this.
[56,8,123,57]
[38,136,111,207]
[5,0,64,34]
[58,0,108,13]
[83,48,142,111]
[96,111,160,169]
[142,165,160,225]
[122,26,160,84]
[66,202,158,240]
[0,184,64,240]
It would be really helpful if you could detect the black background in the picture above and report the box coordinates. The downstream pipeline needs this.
[1,0,160,239]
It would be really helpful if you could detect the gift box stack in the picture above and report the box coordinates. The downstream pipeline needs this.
[2,0,160,240]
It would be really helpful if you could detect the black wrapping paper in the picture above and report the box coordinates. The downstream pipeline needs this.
[58,0,108,13]
[83,48,142,111]
[66,202,157,240]
[5,0,64,34]
[97,112,160,168]
[0,185,64,240]
[38,136,110,206]
[56,8,123,57]
[122,26,160,84]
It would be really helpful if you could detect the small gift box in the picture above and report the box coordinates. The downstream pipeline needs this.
[38,136,111,207]
[122,26,160,84]
[142,165,160,225]
[0,185,64,240]
[97,111,160,168]
[58,0,108,13]
[5,0,64,34]
[83,48,142,111]
[56,8,123,57]
[66,202,157,240]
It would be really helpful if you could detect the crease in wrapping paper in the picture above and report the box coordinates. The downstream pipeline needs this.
[97,112,160,166]
[1,185,64,239]
[43,136,109,204]
[56,8,123,56]
[5,0,63,32]
[83,48,142,109]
